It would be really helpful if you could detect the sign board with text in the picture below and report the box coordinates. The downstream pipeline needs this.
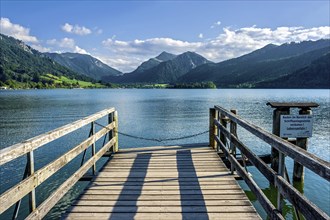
[280,115,313,138]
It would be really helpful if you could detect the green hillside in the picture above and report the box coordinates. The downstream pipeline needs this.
[0,34,101,89]
[256,53,330,88]
[45,52,122,81]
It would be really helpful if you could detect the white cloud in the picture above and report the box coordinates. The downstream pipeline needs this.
[211,21,221,29]
[0,17,38,43]
[47,37,89,54]
[102,37,202,56]
[30,44,51,52]
[100,25,330,72]
[74,46,88,54]
[198,33,204,39]
[61,23,92,35]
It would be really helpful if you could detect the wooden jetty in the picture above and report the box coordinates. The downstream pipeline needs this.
[63,144,260,220]
[0,106,329,220]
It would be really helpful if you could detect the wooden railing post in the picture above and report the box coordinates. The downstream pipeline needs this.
[209,108,218,149]
[277,152,285,213]
[0,108,116,219]
[27,151,36,212]
[220,113,228,147]
[293,108,311,182]
[270,107,290,172]
[91,122,96,175]
[108,112,114,152]
[230,109,237,174]
[114,111,119,152]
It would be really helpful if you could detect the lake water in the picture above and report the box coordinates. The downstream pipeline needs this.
[0,89,329,219]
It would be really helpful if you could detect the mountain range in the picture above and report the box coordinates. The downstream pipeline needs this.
[1,33,329,89]
[45,52,122,81]
[0,34,92,87]
[178,39,330,88]
[103,51,212,83]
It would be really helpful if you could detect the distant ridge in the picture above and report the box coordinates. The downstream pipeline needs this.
[256,53,330,88]
[179,39,330,88]
[1,33,329,89]
[131,51,176,74]
[45,52,122,81]
[103,51,212,83]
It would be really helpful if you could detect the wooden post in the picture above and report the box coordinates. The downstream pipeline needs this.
[220,113,228,148]
[277,152,285,213]
[27,151,36,212]
[209,108,218,149]
[293,108,311,181]
[113,111,119,153]
[230,109,237,174]
[108,113,114,152]
[271,107,290,172]
[91,122,96,175]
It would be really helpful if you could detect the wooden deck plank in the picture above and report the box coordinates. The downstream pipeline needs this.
[73,200,253,206]
[75,194,250,201]
[63,212,260,220]
[63,145,260,219]
[67,205,257,213]
[86,185,241,190]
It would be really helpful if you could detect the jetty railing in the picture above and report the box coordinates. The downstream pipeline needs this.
[210,105,330,220]
[0,108,118,219]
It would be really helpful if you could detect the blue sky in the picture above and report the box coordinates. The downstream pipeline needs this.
[1,1,329,72]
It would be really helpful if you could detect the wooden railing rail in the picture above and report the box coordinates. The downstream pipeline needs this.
[214,105,330,181]
[211,106,330,220]
[0,108,118,219]
[0,107,115,166]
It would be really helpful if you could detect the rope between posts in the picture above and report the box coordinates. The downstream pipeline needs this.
[94,122,208,143]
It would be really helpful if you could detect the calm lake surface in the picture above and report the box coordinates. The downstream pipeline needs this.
[0,89,329,219]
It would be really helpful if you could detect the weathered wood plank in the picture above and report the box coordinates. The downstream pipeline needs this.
[73,199,252,206]
[0,122,115,214]
[63,212,260,220]
[64,144,260,220]
[92,177,238,183]
[266,102,319,108]
[83,189,245,195]
[104,163,222,167]
[216,136,284,220]
[25,137,116,220]
[68,205,257,213]
[95,171,231,178]
[91,180,238,186]
[215,111,330,220]
[85,184,241,190]
[0,107,115,165]
[115,150,216,155]
[117,145,210,153]
[76,194,249,201]
[214,105,330,181]
[101,167,227,171]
